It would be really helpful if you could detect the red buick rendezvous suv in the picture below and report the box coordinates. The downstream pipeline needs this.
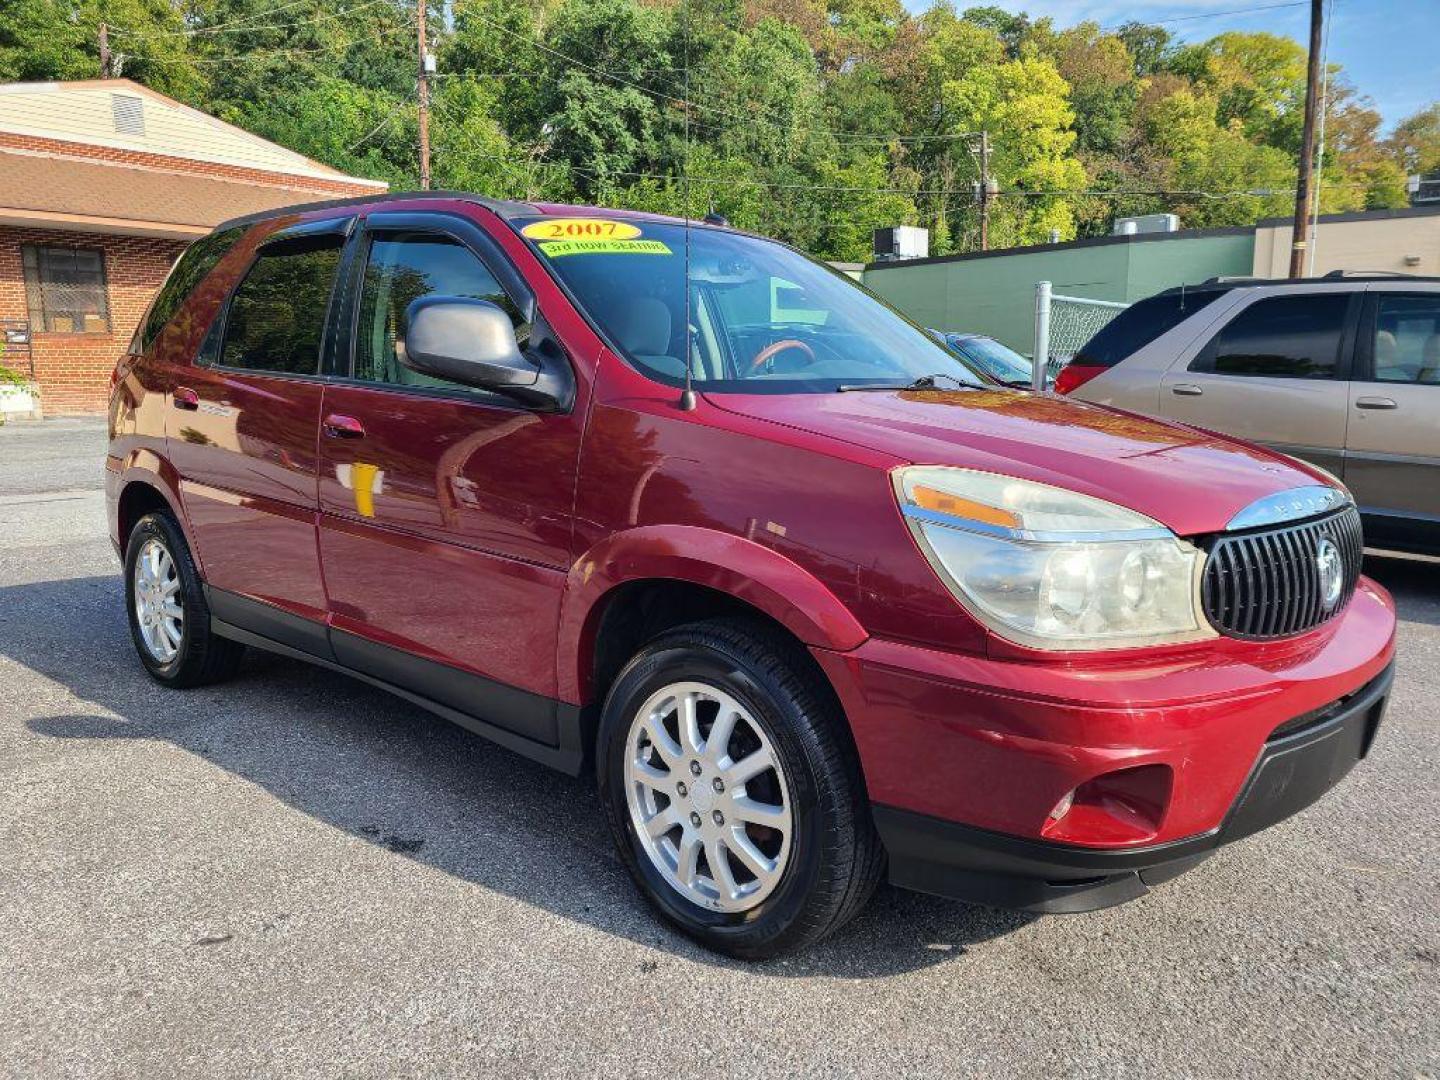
[107,193,1395,958]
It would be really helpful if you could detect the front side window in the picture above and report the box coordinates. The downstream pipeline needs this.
[1196,294,1348,380]
[516,218,985,393]
[22,245,111,333]
[1372,294,1440,384]
[353,233,519,389]
[220,240,342,375]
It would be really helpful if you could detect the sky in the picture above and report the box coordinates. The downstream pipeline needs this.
[917,0,1440,133]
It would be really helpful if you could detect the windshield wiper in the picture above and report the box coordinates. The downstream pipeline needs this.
[836,374,977,393]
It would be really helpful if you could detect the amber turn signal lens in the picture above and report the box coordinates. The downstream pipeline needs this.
[910,485,1020,528]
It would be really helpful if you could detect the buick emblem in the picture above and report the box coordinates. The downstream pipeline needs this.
[1315,537,1343,612]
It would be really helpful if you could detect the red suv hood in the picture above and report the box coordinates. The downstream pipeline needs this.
[710,389,1329,537]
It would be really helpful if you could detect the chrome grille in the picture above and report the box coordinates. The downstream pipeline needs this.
[1201,506,1363,639]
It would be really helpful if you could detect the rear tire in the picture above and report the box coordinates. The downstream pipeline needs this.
[124,510,244,688]
[597,617,883,959]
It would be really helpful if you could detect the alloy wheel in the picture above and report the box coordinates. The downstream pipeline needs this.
[624,681,793,913]
[133,537,183,664]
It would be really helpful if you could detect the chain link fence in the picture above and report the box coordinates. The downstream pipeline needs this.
[1031,282,1129,389]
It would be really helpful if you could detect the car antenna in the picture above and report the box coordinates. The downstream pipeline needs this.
[678,0,697,412]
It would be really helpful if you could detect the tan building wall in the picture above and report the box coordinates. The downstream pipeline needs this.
[1253,207,1440,278]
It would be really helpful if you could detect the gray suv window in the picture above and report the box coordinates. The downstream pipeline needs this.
[1193,294,1348,380]
[1372,294,1440,384]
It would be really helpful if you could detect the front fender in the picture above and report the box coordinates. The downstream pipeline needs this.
[557,525,868,703]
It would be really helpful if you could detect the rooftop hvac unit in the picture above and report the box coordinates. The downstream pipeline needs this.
[1113,213,1180,236]
[872,226,929,262]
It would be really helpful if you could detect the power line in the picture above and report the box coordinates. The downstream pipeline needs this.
[457,9,987,148]
[112,24,410,66]
[109,0,392,38]
[1102,1,1307,31]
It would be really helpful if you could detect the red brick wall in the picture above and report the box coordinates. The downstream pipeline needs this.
[0,226,185,414]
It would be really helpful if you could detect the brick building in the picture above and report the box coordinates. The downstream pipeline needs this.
[0,79,387,413]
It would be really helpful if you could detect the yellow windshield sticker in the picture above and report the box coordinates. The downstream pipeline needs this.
[538,238,672,257]
[522,218,643,241]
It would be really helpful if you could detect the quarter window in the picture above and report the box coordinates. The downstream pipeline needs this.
[1371,294,1440,384]
[137,226,244,352]
[1196,295,1348,380]
[352,233,519,389]
[21,245,111,333]
[220,240,342,375]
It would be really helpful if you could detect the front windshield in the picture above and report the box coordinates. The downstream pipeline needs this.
[516,217,985,393]
[947,335,1033,384]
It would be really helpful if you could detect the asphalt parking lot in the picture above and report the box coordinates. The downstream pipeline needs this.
[1,418,1436,1078]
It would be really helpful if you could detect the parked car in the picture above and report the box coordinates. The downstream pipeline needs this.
[108,195,1395,959]
[1058,274,1440,555]
[930,330,1048,388]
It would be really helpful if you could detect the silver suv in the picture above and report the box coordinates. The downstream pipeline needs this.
[1061,273,1440,555]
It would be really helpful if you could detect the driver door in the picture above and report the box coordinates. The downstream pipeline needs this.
[315,209,585,743]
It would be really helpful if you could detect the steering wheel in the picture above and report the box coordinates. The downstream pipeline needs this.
[748,338,816,373]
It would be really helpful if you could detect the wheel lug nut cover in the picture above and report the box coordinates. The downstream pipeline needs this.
[689,811,702,827]
[676,782,688,797]
[712,810,724,825]
[712,777,724,792]
[689,761,702,776]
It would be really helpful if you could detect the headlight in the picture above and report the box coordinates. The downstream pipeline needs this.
[894,466,1214,651]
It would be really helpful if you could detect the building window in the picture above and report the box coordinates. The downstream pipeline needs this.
[21,245,112,334]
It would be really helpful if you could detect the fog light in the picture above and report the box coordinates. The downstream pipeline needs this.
[1047,788,1076,822]
[1041,764,1174,845]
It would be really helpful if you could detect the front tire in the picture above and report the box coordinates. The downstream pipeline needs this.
[597,618,883,959]
[124,510,244,688]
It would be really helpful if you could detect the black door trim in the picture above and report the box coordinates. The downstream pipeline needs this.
[206,586,593,775]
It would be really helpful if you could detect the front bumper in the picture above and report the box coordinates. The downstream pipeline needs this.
[811,577,1397,913]
[873,662,1392,912]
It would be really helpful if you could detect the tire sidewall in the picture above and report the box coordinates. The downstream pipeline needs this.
[123,512,194,682]
[598,637,829,952]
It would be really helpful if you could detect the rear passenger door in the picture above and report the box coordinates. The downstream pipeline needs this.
[1158,290,1358,477]
[167,217,352,648]
[1345,289,1440,542]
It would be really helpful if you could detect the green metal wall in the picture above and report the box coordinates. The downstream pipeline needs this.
[862,232,1255,354]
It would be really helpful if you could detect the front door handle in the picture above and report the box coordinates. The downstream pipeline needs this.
[1170,383,1204,397]
[322,413,366,439]
[1355,397,1398,410]
[172,386,200,410]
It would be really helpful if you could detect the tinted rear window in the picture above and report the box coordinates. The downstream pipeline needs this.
[1072,289,1224,369]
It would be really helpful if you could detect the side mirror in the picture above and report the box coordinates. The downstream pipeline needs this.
[401,296,571,409]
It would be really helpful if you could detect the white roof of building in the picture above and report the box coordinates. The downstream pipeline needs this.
[0,79,386,188]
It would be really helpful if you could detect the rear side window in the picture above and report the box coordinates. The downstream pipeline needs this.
[1194,294,1348,380]
[1071,290,1223,369]
[220,240,342,375]
[136,226,243,352]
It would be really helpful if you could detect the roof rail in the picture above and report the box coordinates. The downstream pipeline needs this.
[1322,269,1421,279]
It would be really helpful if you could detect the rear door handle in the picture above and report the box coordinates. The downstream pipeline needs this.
[172,386,200,410]
[1170,384,1203,397]
[322,413,366,439]
[1355,397,1397,410]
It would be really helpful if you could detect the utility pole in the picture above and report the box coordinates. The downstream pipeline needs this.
[978,131,991,252]
[99,23,112,78]
[416,0,432,190]
[1289,0,1323,278]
